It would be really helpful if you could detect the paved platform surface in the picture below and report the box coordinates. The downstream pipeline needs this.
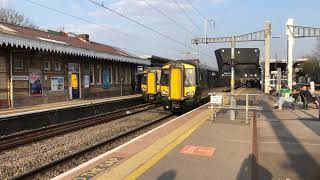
[0,94,140,118]
[54,88,320,180]
[257,94,320,180]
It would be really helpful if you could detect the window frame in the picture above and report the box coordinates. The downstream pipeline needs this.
[90,65,95,85]
[96,64,102,85]
[44,61,51,71]
[54,62,62,71]
[14,59,24,70]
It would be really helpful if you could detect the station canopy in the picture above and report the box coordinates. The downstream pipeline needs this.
[0,22,150,65]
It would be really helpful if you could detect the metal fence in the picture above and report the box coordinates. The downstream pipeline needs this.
[209,92,262,123]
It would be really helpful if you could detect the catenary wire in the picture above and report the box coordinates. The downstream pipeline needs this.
[142,0,196,37]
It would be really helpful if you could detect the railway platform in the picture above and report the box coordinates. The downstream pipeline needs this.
[54,88,320,180]
[0,94,143,136]
[0,94,141,118]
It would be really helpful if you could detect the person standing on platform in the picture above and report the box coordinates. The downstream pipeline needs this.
[310,81,315,95]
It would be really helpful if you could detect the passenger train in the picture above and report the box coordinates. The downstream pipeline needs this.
[159,60,225,112]
[141,67,162,102]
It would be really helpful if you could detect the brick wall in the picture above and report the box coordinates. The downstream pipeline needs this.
[0,47,139,109]
[0,49,9,108]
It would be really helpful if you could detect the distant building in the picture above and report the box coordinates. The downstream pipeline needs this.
[0,22,150,108]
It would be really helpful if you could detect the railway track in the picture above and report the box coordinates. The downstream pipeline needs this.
[12,113,174,180]
[0,103,159,152]
[5,87,243,179]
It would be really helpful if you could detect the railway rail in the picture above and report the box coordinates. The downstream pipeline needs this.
[6,86,243,179]
[0,103,159,152]
[11,113,174,180]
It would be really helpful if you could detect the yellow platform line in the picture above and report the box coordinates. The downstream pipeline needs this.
[96,88,244,180]
[96,110,210,180]
[124,89,245,179]
[125,113,208,180]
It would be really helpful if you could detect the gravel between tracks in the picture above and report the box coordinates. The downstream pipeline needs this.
[0,107,171,179]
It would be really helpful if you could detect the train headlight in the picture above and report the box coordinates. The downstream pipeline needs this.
[186,90,195,97]
[161,90,168,96]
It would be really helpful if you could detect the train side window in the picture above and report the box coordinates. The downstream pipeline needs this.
[198,70,202,86]
[160,70,169,86]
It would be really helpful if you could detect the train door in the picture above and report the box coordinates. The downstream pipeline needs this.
[147,71,156,94]
[71,73,80,99]
[170,68,183,100]
[68,63,81,100]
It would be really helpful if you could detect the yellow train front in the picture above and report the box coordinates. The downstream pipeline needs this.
[160,61,218,112]
[141,67,162,102]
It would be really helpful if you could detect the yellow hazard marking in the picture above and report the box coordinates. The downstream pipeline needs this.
[95,88,245,180]
[124,114,208,180]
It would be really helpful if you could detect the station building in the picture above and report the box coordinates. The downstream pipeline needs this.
[0,22,150,109]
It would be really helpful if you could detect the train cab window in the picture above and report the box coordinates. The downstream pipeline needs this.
[185,68,196,87]
[160,69,169,86]
[157,72,161,85]
[141,73,147,84]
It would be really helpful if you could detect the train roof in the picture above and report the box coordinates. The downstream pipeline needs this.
[164,60,217,72]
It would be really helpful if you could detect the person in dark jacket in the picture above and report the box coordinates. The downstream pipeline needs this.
[300,85,318,109]
[274,88,300,110]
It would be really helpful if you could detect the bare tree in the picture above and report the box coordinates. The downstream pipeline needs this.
[0,8,36,28]
[312,38,320,60]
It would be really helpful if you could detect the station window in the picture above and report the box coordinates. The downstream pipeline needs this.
[90,65,95,85]
[96,65,102,85]
[14,59,24,69]
[55,62,62,71]
[44,61,51,71]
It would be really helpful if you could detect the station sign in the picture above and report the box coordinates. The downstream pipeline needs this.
[210,95,223,105]
[12,75,28,81]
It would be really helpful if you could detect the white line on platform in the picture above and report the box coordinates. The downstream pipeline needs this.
[224,139,251,143]
[52,102,210,180]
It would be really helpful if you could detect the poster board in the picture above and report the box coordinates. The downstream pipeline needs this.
[103,66,110,89]
[29,72,42,96]
[84,75,90,88]
[51,77,64,91]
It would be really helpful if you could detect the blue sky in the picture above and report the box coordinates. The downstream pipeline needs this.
[1,0,319,69]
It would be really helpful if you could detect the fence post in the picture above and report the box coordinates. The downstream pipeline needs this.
[210,94,213,121]
[246,93,249,124]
